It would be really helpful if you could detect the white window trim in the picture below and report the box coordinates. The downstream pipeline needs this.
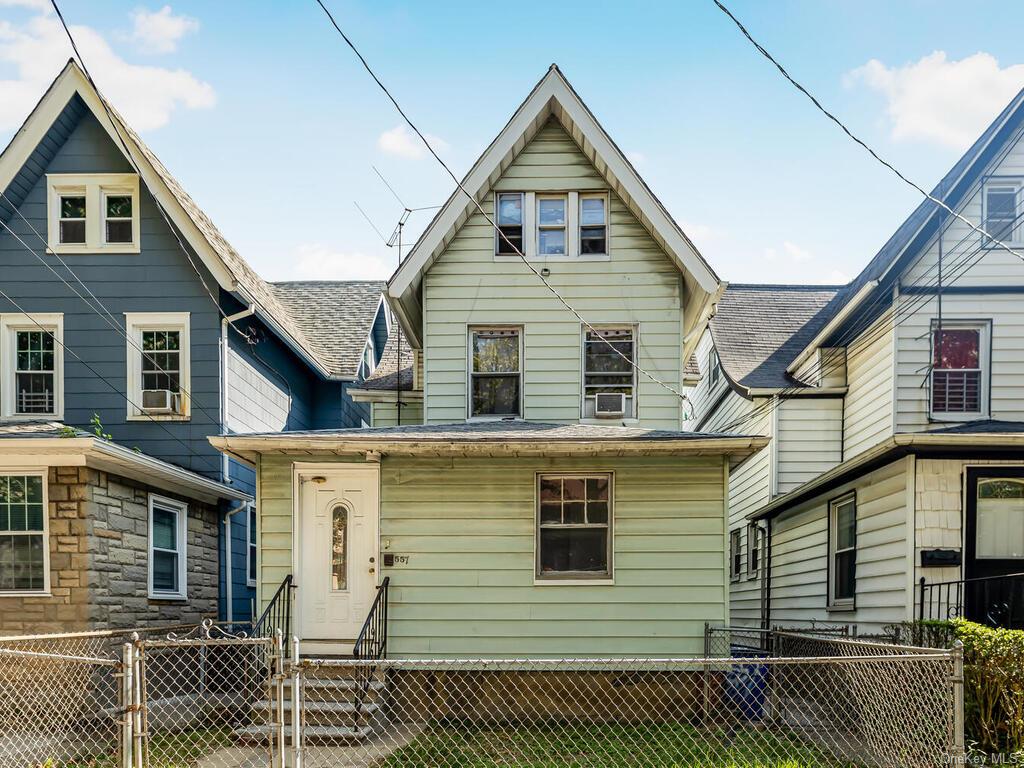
[928,320,990,422]
[708,347,721,391]
[493,191,612,263]
[534,471,614,584]
[494,191,525,257]
[828,493,856,609]
[246,503,257,588]
[747,522,760,578]
[148,493,188,600]
[536,193,569,258]
[0,470,50,597]
[466,325,523,421]
[579,324,639,424]
[729,528,742,582]
[0,313,64,420]
[579,192,609,257]
[982,179,1023,247]
[124,312,191,421]
[46,173,140,254]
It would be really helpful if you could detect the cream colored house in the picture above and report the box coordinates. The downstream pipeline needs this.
[689,86,1024,632]
[213,66,766,658]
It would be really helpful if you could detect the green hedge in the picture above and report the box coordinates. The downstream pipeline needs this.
[886,619,1024,757]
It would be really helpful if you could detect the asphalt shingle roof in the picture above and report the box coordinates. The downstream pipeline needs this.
[709,284,844,390]
[359,330,415,392]
[928,420,1024,435]
[229,420,745,443]
[268,281,385,379]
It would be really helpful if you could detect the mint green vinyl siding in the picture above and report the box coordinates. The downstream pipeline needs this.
[371,400,424,427]
[423,120,684,428]
[257,453,727,657]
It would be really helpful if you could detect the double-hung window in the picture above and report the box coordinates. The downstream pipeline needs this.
[247,505,257,587]
[0,474,48,594]
[537,195,567,256]
[582,327,637,419]
[125,313,190,419]
[496,192,524,256]
[984,182,1021,244]
[469,327,521,418]
[708,347,721,390]
[931,322,988,419]
[729,529,742,581]
[537,473,612,581]
[1,314,63,419]
[828,494,856,607]
[47,174,140,253]
[747,522,761,577]
[579,194,608,255]
[149,494,187,600]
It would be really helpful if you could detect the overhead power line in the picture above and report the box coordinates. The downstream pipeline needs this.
[313,0,696,417]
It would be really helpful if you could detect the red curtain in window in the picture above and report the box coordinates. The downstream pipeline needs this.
[933,329,980,369]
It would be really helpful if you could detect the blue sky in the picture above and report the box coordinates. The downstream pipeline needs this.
[2,0,1023,285]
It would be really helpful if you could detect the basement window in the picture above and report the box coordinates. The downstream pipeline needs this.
[537,473,612,581]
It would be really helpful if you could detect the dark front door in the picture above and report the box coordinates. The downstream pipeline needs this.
[965,468,1024,628]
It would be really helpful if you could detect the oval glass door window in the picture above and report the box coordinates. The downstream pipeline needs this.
[332,505,348,590]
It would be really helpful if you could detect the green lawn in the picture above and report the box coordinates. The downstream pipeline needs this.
[376,723,858,768]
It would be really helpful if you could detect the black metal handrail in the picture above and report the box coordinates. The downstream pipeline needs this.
[351,577,390,733]
[354,577,390,660]
[919,572,1024,628]
[251,574,295,650]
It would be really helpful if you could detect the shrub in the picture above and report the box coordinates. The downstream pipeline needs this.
[886,619,1024,757]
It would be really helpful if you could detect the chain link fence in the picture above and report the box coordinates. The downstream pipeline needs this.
[0,624,963,767]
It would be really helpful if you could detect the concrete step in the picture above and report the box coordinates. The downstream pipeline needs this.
[282,677,386,692]
[252,700,379,716]
[234,723,373,743]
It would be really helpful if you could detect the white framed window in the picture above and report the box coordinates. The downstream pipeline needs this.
[495,192,524,256]
[983,181,1022,245]
[246,504,257,587]
[537,194,567,256]
[976,479,1024,560]
[47,174,140,254]
[536,473,612,582]
[828,493,856,608]
[0,313,63,420]
[361,339,376,378]
[148,494,187,600]
[747,522,761,578]
[125,313,190,420]
[930,321,989,420]
[729,528,742,581]
[579,193,608,255]
[582,326,637,420]
[708,347,721,390]
[0,472,49,595]
[468,326,521,419]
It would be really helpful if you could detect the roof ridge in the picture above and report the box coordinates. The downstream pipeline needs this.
[727,283,846,291]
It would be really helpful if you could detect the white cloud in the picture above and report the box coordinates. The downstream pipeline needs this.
[847,51,1024,150]
[291,244,395,281]
[627,150,647,166]
[130,5,198,54]
[679,220,717,247]
[0,0,50,9]
[377,124,449,159]
[0,11,214,133]
[764,240,814,264]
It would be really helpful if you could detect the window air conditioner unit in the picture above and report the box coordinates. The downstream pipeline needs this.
[141,389,180,414]
[594,392,626,418]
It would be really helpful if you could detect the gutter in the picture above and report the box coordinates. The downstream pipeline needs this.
[785,280,879,376]
[749,431,1024,521]
[221,303,256,483]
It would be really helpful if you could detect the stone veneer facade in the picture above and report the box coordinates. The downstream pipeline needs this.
[0,466,218,634]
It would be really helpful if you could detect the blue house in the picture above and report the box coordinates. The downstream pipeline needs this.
[0,60,389,632]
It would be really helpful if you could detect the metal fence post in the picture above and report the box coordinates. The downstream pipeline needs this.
[120,642,134,768]
[274,630,287,768]
[702,622,711,727]
[951,639,966,761]
[131,634,145,768]
[291,636,302,768]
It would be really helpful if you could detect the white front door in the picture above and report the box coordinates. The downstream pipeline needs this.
[297,466,379,641]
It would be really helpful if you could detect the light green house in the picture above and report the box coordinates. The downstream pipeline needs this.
[213,66,767,658]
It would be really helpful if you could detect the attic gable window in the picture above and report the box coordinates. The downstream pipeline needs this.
[579,194,607,255]
[984,183,1021,244]
[496,193,524,255]
[537,195,567,256]
[47,174,140,254]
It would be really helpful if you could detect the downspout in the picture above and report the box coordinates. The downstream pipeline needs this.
[762,518,773,631]
[222,501,248,624]
[220,304,256,483]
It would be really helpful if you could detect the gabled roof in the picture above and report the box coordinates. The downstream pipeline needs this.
[790,84,1024,366]
[353,329,415,393]
[270,281,385,379]
[0,60,379,381]
[709,284,844,392]
[387,64,722,352]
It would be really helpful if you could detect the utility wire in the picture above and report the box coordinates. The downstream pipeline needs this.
[713,0,1024,266]
[314,0,695,416]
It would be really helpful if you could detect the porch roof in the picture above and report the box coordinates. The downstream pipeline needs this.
[210,421,769,464]
[749,427,1024,522]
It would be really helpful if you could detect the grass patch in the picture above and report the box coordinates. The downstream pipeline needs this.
[376,722,858,767]
[52,727,240,768]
